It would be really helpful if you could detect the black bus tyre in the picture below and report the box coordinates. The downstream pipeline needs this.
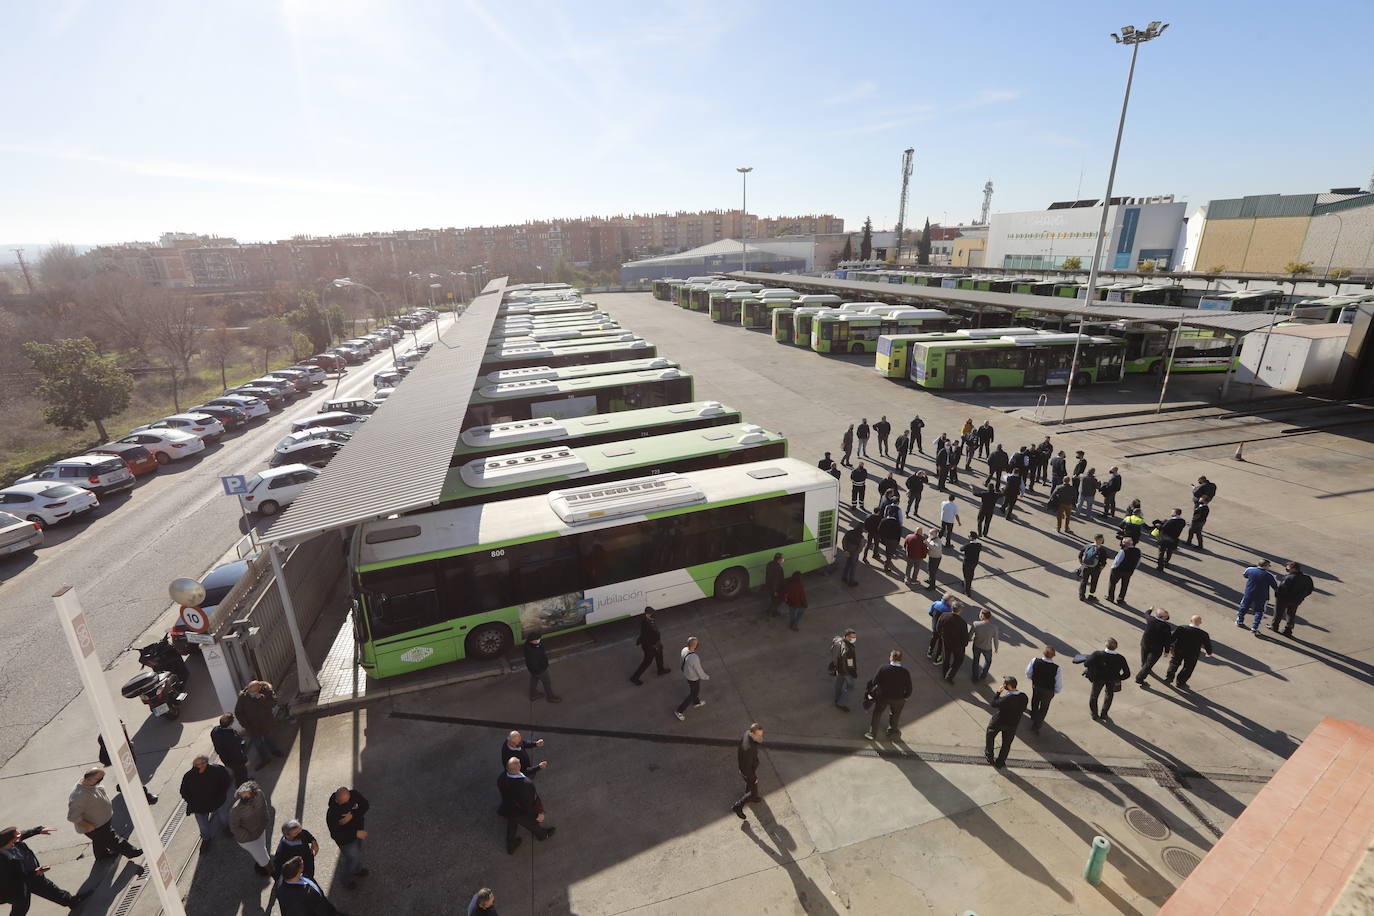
[713,567,748,601]
[1074,372,1091,387]
[1146,360,1163,375]
[971,376,991,393]
[850,343,866,354]
[467,622,512,659]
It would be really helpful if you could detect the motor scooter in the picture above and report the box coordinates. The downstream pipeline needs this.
[120,635,189,720]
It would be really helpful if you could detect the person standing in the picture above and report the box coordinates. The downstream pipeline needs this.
[1049,450,1068,491]
[850,462,868,511]
[925,530,944,590]
[326,787,370,887]
[1154,509,1187,571]
[762,553,785,619]
[926,593,953,663]
[934,440,954,492]
[1078,468,1099,519]
[179,754,234,853]
[1107,539,1142,605]
[938,495,960,547]
[968,608,999,682]
[874,415,892,457]
[212,713,250,787]
[1076,639,1131,723]
[674,637,709,720]
[840,525,863,586]
[1272,562,1315,636]
[0,825,90,912]
[972,481,999,537]
[1187,496,1210,549]
[901,528,928,585]
[1236,560,1279,635]
[496,759,553,854]
[1002,469,1022,520]
[905,469,927,518]
[66,768,143,863]
[841,424,854,467]
[876,509,902,572]
[936,603,970,683]
[524,634,561,703]
[783,572,808,631]
[629,607,670,684]
[276,856,342,916]
[985,677,1028,769]
[1077,535,1111,602]
[499,731,547,777]
[1165,615,1213,688]
[960,417,974,440]
[1116,507,1145,547]
[947,438,963,485]
[960,533,984,595]
[1050,478,1076,534]
[985,444,1009,485]
[1192,475,1217,506]
[963,429,979,471]
[893,431,910,473]
[1135,608,1174,686]
[817,452,836,473]
[909,415,925,454]
[234,680,284,769]
[861,509,882,563]
[1025,647,1062,733]
[273,820,320,880]
[230,780,272,877]
[877,473,900,510]
[468,888,498,916]
[855,418,871,458]
[863,650,912,740]
[1072,450,1087,478]
[830,630,858,711]
[977,420,995,458]
[730,724,765,819]
[1100,466,1122,518]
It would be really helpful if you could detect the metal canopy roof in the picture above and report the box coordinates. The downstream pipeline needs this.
[261,278,507,545]
[727,271,1296,334]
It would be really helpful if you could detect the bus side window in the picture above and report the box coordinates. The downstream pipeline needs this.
[447,554,514,613]
[515,540,584,603]
[361,563,443,640]
[579,526,643,587]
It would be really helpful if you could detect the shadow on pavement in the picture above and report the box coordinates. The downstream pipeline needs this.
[741,802,842,916]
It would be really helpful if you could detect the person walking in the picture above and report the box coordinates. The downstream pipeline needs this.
[925,530,944,589]
[499,731,547,777]
[1049,450,1068,491]
[1072,450,1087,478]
[468,888,498,915]
[901,528,928,585]
[850,462,868,510]
[1187,496,1210,549]
[276,855,343,916]
[1002,469,1022,520]
[95,722,158,807]
[840,525,863,586]
[762,553,785,619]
[1100,466,1122,518]
[985,677,1028,769]
[783,572,808,631]
[629,607,670,684]
[936,603,970,682]
[1050,478,1076,534]
[909,415,925,454]
[855,418,871,458]
[861,509,882,563]
[935,440,954,492]
[817,452,836,474]
[326,786,370,887]
[863,650,912,740]
[972,481,999,537]
[1154,509,1187,571]
[926,593,953,663]
[234,680,284,769]
[674,637,709,720]
[877,509,902,572]
[1272,562,1315,636]
[1106,539,1142,605]
[496,759,554,854]
[1165,615,1213,688]
[1078,468,1099,519]
[1,825,90,912]
[963,429,979,471]
[212,713,250,787]
[1116,508,1146,547]
[180,754,234,853]
[730,724,765,819]
[961,417,974,440]
[273,820,320,880]
[830,630,858,711]
[874,416,892,457]
[66,768,143,864]
[1076,639,1131,723]
[1077,534,1111,602]
[1236,560,1279,635]
[977,420,995,458]
[877,473,900,510]
[985,444,1009,485]
[1192,475,1217,506]
[893,431,910,473]
[939,495,960,547]
[1135,608,1174,686]
[960,532,984,595]
[230,780,272,877]
[524,634,561,702]
[1025,647,1062,732]
[968,608,998,682]
[841,425,854,467]
[905,469,927,518]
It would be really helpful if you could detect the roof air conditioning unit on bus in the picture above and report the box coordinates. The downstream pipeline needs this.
[549,473,706,525]
[460,416,568,448]
[487,366,557,383]
[460,447,590,488]
[479,378,561,398]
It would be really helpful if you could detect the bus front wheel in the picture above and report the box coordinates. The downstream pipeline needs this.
[713,567,748,601]
[850,343,866,354]
[971,376,991,392]
[466,623,512,660]
[1074,371,1091,387]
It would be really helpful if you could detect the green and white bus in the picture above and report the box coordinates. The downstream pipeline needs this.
[792,304,857,347]
[742,296,793,329]
[875,327,1040,378]
[774,296,843,342]
[1198,289,1286,312]
[438,422,787,509]
[652,279,675,300]
[710,290,756,324]
[479,340,658,375]
[1121,284,1184,306]
[349,459,839,676]
[498,310,612,328]
[489,333,642,353]
[908,334,1125,391]
[464,367,695,428]
[477,358,680,389]
[500,301,597,317]
[811,308,957,354]
[453,401,743,464]
[1011,280,1058,296]
[487,325,627,346]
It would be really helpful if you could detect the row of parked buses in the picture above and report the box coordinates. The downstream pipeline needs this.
[343,282,839,681]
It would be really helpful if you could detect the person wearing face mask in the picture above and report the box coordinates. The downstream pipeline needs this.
[829,629,859,711]
[66,767,144,863]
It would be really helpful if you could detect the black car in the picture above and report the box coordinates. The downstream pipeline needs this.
[227,386,287,409]
[269,441,344,468]
[189,403,250,431]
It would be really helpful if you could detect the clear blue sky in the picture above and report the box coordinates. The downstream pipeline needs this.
[3,0,1372,246]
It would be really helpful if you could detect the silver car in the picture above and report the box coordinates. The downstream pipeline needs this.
[0,511,44,556]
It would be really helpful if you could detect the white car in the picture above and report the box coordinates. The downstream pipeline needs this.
[275,428,353,453]
[284,364,327,385]
[0,482,99,529]
[203,395,271,419]
[372,387,395,402]
[264,368,314,392]
[394,350,421,368]
[290,411,366,434]
[19,454,136,496]
[237,464,320,516]
[112,428,206,464]
[0,510,44,556]
[133,413,225,443]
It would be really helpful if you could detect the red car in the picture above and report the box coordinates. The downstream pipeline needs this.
[302,354,346,373]
[89,442,160,476]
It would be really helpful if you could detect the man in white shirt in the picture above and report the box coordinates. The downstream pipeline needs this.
[1025,646,1063,732]
[939,496,961,547]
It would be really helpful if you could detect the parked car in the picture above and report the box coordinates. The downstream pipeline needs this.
[301,354,346,373]
[225,386,287,409]
[270,440,344,468]
[342,339,375,357]
[289,411,366,434]
[284,364,327,385]
[199,559,251,616]
[187,403,250,432]
[247,377,299,399]
[203,395,271,419]
[19,454,136,496]
[394,350,421,368]
[89,442,160,477]
[0,482,99,529]
[111,429,206,464]
[132,413,225,443]
[373,387,395,402]
[237,465,320,516]
[264,368,313,392]
[373,370,405,389]
[275,428,353,453]
[0,511,43,556]
[319,398,379,416]
[327,346,366,365]
[414,342,433,354]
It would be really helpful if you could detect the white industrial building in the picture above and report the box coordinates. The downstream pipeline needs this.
[985,196,1188,272]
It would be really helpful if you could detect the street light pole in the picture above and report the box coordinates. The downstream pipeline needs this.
[737,166,753,274]
[1060,21,1169,423]
[333,279,398,365]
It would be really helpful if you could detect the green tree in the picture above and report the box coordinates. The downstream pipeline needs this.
[917,217,932,266]
[1060,256,1083,271]
[839,237,853,262]
[1283,260,1314,277]
[1207,264,1227,274]
[1137,259,1158,272]
[23,338,133,441]
[287,291,334,353]
[859,218,873,260]
[1329,267,1352,279]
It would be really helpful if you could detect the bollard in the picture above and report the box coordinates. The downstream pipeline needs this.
[1234,441,1247,461]
[1084,835,1111,885]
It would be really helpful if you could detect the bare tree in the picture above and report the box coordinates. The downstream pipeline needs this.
[80,270,152,353]
[204,322,237,389]
[37,242,90,293]
[244,317,290,373]
[146,291,201,377]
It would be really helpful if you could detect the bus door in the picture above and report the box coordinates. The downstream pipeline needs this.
[1024,349,1048,386]
[945,351,967,388]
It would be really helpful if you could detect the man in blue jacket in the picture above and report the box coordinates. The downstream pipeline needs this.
[1236,560,1279,635]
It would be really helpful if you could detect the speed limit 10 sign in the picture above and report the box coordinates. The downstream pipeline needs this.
[178,605,209,633]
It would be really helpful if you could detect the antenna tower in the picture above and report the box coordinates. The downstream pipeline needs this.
[893,148,915,262]
[979,180,994,226]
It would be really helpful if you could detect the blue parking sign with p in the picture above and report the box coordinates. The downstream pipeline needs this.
[220,475,250,496]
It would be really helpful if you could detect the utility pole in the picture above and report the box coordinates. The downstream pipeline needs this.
[893,148,915,263]
[12,249,34,294]
[979,180,994,226]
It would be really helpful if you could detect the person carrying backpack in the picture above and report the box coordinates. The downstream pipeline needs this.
[829,630,859,711]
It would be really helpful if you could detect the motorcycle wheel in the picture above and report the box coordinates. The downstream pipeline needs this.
[163,705,182,721]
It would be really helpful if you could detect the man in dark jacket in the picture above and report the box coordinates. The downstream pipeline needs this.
[893,431,910,473]
[841,425,854,467]
[1002,470,1023,519]
[861,509,883,562]
[1075,639,1131,722]
[524,635,561,703]
[273,820,321,880]
[762,553,785,618]
[855,418,871,458]
[1077,468,1100,519]
[840,525,863,586]
[850,463,868,510]
[1025,647,1062,732]
[212,713,250,786]
[1187,496,1210,549]
[730,724,765,819]
[1077,534,1112,601]
[873,416,892,457]
[1072,450,1087,478]
[497,759,553,853]
[1100,467,1122,518]
[1192,475,1217,506]
[499,730,547,777]
[1049,450,1068,491]
[234,681,283,768]
[180,754,234,850]
[1135,608,1174,686]
[905,469,927,518]
[960,533,984,595]
[1050,480,1076,534]
[1,825,89,912]
[977,421,994,458]
[1154,509,1188,571]
[908,415,925,454]
[877,511,902,572]
[985,677,1029,768]
[936,605,970,682]
[1165,615,1213,688]
[326,787,370,887]
[973,482,999,537]
[629,607,670,683]
[277,855,341,916]
[1272,562,1315,636]
[935,441,955,491]
[817,452,836,473]
[985,445,1009,485]
[830,630,859,711]
[1107,540,1142,605]
[863,650,912,740]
